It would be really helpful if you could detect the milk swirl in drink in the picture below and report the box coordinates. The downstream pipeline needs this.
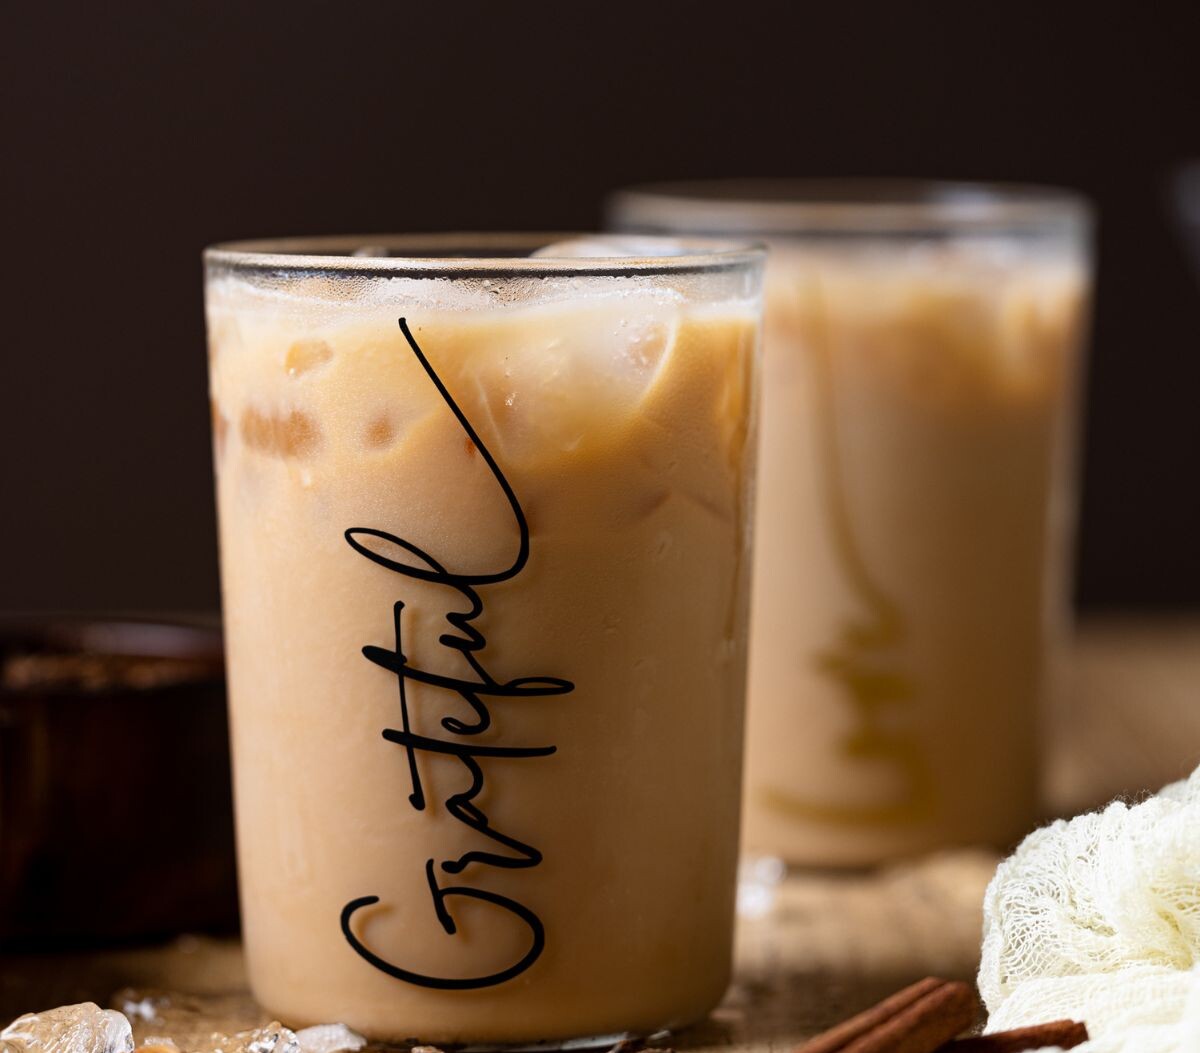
[610,185,1091,865]
[204,236,763,1042]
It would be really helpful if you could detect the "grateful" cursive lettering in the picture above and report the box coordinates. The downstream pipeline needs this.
[340,318,574,990]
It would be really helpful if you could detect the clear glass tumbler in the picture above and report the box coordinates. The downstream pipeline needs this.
[203,234,764,1043]
[611,184,1092,866]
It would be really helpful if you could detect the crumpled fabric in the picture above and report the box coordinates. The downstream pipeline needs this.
[978,765,1200,1052]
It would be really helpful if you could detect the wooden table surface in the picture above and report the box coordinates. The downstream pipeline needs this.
[3,616,1198,1051]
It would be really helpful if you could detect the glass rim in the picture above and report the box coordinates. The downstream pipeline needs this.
[204,231,766,279]
[609,179,1093,236]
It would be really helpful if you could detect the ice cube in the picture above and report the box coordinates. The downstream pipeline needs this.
[433,295,680,468]
[110,990,265,1053]
[231,1025,299,1053]
[115,1001,159,1027]
[736,854,786,919]
[239,407,321,459]
[293,1025,365,1053]
[284,340,333,377]
[1,1005,133,1053]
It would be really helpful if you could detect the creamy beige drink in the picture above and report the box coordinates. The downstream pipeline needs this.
[611,186,1091,865]
[204,236,763,1042]
[744,245,1087,864]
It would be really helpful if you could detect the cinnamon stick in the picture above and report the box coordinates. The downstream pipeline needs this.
[796,978,978,1053]
[796,977,946,1053]
[941,1020,1089,1051]
[842,981,977,1053]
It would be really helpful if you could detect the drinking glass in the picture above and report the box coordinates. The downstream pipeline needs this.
[203,234,764,1043]
[612,185,1092,866]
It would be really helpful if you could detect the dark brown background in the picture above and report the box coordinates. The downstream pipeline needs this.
[4,1,1200,613]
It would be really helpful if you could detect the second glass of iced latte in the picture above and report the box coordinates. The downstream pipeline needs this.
[204,235,764,1044]
[612,184,1092,866]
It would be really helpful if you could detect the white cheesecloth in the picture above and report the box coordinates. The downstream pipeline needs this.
[978,765,1200,1052]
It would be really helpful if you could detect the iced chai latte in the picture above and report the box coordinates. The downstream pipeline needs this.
[204,236,764,1042]
[611,185,1091,865]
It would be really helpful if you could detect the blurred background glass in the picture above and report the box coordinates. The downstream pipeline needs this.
[612,182,1091,865]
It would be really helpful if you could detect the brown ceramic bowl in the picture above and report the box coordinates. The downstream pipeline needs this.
[0,617,238,947]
